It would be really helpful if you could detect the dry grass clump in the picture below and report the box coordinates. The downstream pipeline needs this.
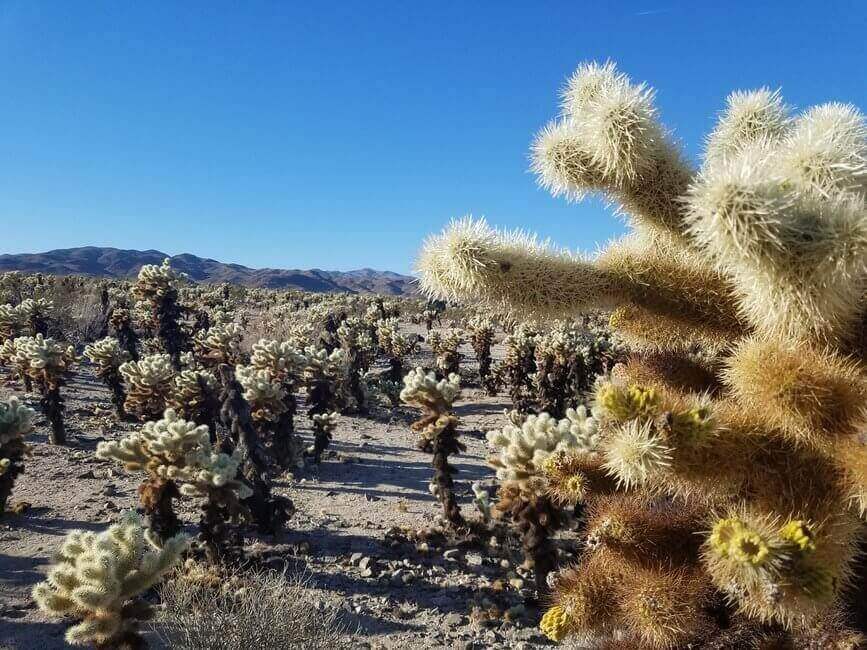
[155,564,351,650]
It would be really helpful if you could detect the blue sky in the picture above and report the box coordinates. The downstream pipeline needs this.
[1,1,864,274]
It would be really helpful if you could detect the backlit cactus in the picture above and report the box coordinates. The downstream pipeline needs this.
[0,396,35,516]
[13,334,76,444]
[84,337,131,418]
[193,322,244,367]
[33,511,187,648]
[96,408,251,554]
[487,408,604,594]
[169,368,221,437]
[416,61,867,645]
[119,353,176,420]
[401,368,466,527]
[132,259,189,368]
[468,316,497,395]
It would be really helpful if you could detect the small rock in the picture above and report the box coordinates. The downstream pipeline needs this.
[464,552,483,567]
[443,612,465,627]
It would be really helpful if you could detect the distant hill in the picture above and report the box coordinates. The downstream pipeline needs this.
[0,247,417,295]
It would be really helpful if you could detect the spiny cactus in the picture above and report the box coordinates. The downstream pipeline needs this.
[400,368,465,528]
[336,317,373,415]
[13,334,76,444]
[0,337,33,392]
[85,337,131,418]
[310,411,340,463]
[96,408,251,557]
[533,321,602,418]
[377,318,418,382]
[119,353,176,421]
[302,346,344,461]
[248,338,306,468]
[216,364,294,536]
[169,369,221,439]
[430,329,462,378]
[132,259,189,368]
[416,60,867,645]
[487,408,605,595]
[109,307,139,361]
[0,397,35,516]
[468,316,497,395]
[192,322,244,367]
[16,297,52,336]
[498,324,537,412]
[33,511,188,648]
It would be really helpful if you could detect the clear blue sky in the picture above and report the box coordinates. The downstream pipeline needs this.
[1,1,865,274]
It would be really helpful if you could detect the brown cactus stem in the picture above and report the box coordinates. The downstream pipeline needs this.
[514,495,561,599]
[430,420,466,528]
[344,347,368,415]
[139,477,181,543]
[388,356,403,383]
[21,373,33,393]
[311,420,332,464]
[102,368,127,419]
[217,364,292,536]
[199,495,232,564]
[272,399,297,469]
[41,385,66,445]
[111,313,140,362]
[155,292,188,369]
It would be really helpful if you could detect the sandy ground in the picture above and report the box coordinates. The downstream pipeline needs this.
[0,333,560,649]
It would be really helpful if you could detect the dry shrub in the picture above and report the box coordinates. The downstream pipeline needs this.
[155,564,352,649]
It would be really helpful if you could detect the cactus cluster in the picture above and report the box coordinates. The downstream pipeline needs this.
[119,353,177,420]
[97,408,251,558]
[417,61,867,646]
[33,511,187,648]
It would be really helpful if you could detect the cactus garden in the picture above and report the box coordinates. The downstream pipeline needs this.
[2,5,865,648]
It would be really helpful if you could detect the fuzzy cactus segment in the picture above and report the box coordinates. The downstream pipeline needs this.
[0,396,35,516]
[33,511,188,648]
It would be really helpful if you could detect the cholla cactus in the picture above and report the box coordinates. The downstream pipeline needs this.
[0,397,35,516]
[0,303,24,341]
[497,324,537,412]
[302,346,345,461]
[132,259,189,368]
[15,297,52,336]
[14,334,76,444]
[109,307,139,361]
[400,368,466,527]
[169,369,220,437]
[377,318,418,382]
[431,329,462,378]
[533,321,602,418]
[119,353,176,420]
[193,322,244,367]
[310,411,340,463]
[0,337,33,392]
[33,511,187,648]
[487,408,605,595]
[84,337,131,418]
[336,317,373,414]
[96,409,251,559]
[417,61,867,645]
[248,338,305,467]
[468,316,497,395]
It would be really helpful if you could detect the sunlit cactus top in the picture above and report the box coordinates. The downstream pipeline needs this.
[0,397,35,447]
[32,510,188,647]
[84,337,131,371]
